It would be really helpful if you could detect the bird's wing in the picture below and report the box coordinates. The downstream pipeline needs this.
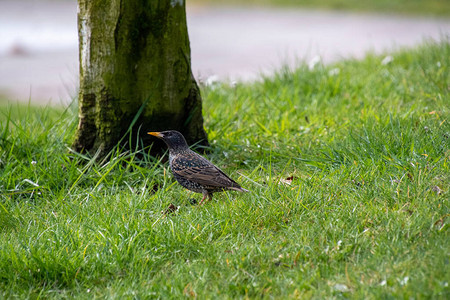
[171,154,240,188]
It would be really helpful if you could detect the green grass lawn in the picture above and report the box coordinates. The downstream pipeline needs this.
[1,40,449,298]
[191,0,450,16]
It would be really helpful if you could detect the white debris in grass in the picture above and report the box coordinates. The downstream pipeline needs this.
[399,276,409,286]
[205,75,219,86]
[308,55,321,70]
[333,283,349,292]
[328,68,340,76]
[381,55,393,65]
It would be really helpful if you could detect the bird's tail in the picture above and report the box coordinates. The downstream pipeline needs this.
[229,187,249,193]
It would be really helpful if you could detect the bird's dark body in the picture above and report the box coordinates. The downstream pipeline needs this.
[148,130,248,204]
[170,149,242,194]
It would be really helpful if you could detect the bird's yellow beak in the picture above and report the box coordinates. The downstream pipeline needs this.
[148,131,163,138]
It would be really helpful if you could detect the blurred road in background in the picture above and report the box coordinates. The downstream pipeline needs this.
[0,0,449,105]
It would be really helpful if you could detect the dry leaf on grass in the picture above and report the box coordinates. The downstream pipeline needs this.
[162,203,179,215]
[280,176,296,185]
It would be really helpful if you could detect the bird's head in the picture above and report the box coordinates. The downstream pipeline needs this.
[148,130,189,151]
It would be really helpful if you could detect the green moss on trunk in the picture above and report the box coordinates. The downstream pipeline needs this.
[73,0,208,156]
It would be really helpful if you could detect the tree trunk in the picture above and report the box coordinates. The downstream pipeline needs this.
[73,0,208,156]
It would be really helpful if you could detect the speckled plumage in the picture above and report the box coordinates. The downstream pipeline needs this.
[148,130,248,204]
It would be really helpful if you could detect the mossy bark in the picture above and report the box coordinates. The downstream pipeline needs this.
[73,0,208,156]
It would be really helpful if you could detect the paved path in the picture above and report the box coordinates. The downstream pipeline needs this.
[0,1,449,105]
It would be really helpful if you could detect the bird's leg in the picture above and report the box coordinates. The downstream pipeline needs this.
[199,191,212,205]
[199,191,207,205]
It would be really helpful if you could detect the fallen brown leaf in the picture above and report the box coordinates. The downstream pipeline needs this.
[162,203,179,215]
[280,176,296,185]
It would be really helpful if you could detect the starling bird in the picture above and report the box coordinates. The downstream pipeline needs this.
[148,130,248,205]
